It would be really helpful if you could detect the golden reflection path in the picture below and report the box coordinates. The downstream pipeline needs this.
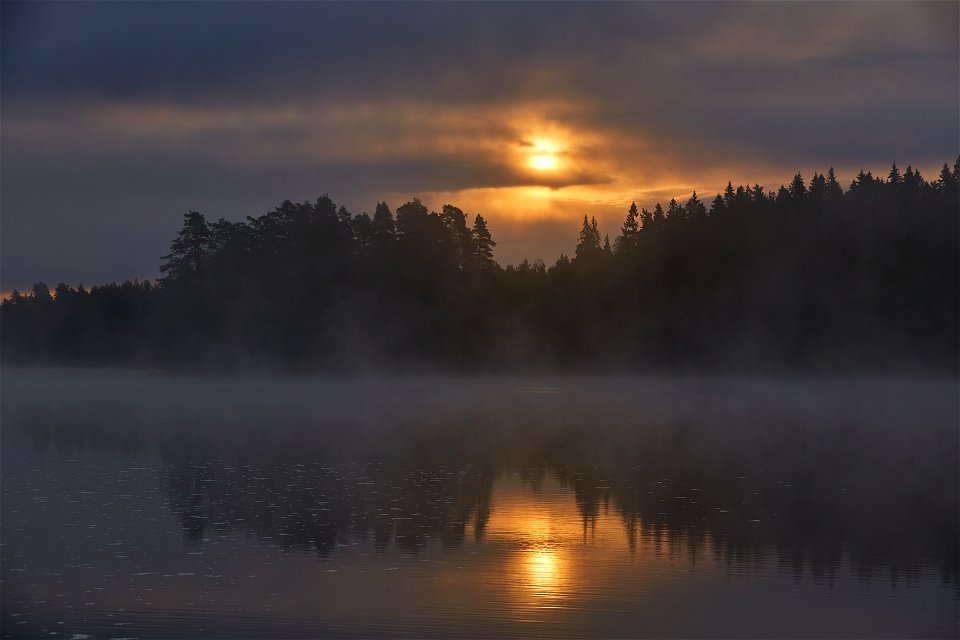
[478,471,719,621]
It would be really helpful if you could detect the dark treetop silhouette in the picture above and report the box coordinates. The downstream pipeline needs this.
[3,161,958,372]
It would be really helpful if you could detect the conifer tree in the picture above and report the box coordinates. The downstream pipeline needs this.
[666,199,683,221]
[652,203,666,225]
[575,215,602,259]
[441,204,471,269]
[710,194,725,214]
[887,162,901,187]
[614,202,640,253]
[685,192,706,220]
[395,198,430,238]
[31,282,52,303]
[160,211,211,288]
[372,201,396,248]
[825,167,844,203]
[938,163,956,190]
[352,212,374,255]
[640,207,653,228]
[788,173,807,201]
[776,185,791,205]
[808,172,827,206]
[723,181,735,206]
[472,213,496,270]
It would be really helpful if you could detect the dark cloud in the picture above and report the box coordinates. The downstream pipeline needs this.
[2,1,957,289]
[2,3,653,104]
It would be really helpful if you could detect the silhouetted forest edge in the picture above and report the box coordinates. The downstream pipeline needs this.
[3,161,958,374]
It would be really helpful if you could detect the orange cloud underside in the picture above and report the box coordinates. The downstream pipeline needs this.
[8,96,945,269]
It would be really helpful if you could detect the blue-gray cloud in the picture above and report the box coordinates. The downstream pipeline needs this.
[2,1,957,289]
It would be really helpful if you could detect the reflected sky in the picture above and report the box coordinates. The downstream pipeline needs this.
[1,369,957,637]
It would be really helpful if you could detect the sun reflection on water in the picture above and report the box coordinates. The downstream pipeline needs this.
[525,546,564,598]
[484,477,586,610]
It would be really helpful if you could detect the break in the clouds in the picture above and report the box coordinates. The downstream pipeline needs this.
[2,1,957,289]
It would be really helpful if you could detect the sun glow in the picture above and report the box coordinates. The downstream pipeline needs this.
[525,138,563,171]
[529,154,560,171]
[526,547,563,598]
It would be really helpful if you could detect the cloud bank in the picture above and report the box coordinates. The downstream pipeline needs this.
[2,1,957,288]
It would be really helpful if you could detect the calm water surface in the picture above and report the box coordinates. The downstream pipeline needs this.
[2,369,957,638]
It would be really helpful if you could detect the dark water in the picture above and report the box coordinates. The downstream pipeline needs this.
[2,369,957,638]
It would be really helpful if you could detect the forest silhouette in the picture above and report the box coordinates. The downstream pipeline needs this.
[3,160,958,372]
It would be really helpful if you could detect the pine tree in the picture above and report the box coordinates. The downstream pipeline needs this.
[337,205,354,239]
[395,198,430,238]
[160,211,212,288]
[441,204,471,269]
[371,201,396,251]
[472,213,496,270]
[314,195,338,221]
[352,212,374,255]
[31,282,52,303]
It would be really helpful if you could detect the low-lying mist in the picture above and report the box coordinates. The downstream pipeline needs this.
[3,368,957,582]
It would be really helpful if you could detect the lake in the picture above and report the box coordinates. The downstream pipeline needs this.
[1,369,957,638]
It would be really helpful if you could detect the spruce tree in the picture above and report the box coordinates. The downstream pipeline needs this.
[685,192,706,220]
[723,181,735,206]
[710,194,725,215]
[825,167,844,203]
[887,162,901,187]
[614,202,640,254]
[575,215,602,259]
[652,203,666,225]
[640,207,653,228]
[788,173,807,201]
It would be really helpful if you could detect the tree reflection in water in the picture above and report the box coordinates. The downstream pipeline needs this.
[11,375,959,588]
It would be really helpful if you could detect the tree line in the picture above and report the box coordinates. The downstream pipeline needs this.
[3,160,958,372]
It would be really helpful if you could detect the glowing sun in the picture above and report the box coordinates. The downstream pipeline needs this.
[529,154,559,171]
[525,138,562,171]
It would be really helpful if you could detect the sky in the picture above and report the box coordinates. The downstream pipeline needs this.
[2,1,958,291]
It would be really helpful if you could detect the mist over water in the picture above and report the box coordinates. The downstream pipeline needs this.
[2,368,958,638]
